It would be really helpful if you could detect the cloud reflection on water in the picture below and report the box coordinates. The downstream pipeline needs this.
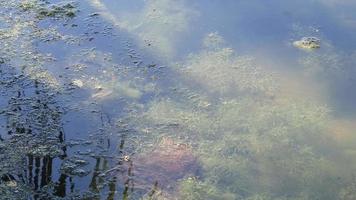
[88,0,197,60]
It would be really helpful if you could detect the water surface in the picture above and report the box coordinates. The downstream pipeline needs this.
[1,0,356,199]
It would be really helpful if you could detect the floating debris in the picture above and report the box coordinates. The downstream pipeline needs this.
[0,174,17,187]
[123,155,130,161]
[71,79,84,88]
[60,157,90,177]
[293,37,321,50]
[89,12,100,17]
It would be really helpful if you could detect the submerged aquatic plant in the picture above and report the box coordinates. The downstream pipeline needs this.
[137,94,337,199]
[179,33,278,97]
[119,33,352,199]
[298,49,348,80]
[1,0,356,199]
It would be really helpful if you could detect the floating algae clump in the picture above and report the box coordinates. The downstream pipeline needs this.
[293,37,321,50]
[37,2,77,19]
[0,0,78,198]
[290,24,322,51]
[19,1,79,19]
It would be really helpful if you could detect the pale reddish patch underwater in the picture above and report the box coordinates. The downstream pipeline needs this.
[116,137,200,193]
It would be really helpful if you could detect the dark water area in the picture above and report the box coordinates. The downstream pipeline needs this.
[1,0,356,199]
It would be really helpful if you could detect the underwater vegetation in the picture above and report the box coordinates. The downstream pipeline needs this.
[118,33,356,199]
[1,0,356,199]
[298,49,354,84]
[178,34,278,97]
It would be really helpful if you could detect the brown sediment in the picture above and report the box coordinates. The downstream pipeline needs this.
[117,137,199,194]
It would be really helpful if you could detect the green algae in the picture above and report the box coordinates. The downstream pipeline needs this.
[177,33,278,97]
[1,0,356,199]
[136,95,338,199]
[0,0,80,199]
[19,0,78,19]
[117,34,354,199]
[0,0,80,89]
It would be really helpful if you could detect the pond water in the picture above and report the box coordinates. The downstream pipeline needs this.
[1,0,356,199]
